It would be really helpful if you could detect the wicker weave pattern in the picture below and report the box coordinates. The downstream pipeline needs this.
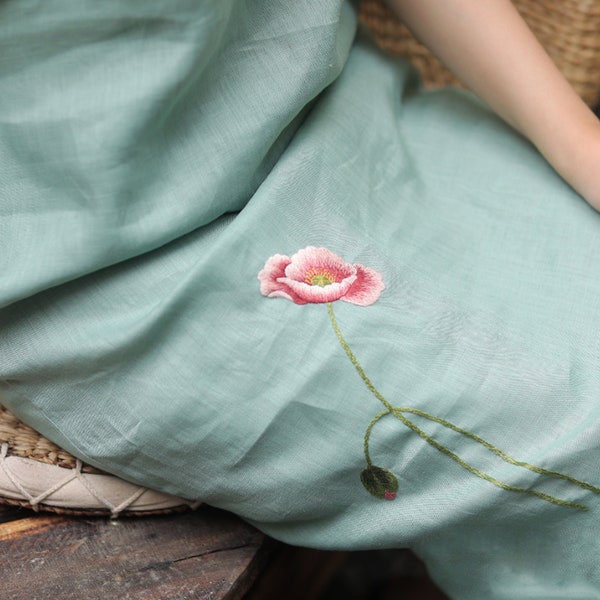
[0,403,98,471]
[0,404,198,516]
[360,0,600,107]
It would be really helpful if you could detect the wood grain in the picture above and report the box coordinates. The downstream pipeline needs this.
[0,506,271,600]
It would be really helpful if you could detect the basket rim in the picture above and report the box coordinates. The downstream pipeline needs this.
[0,404,198,517]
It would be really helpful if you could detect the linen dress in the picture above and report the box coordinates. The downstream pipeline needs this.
[2,1,600,597]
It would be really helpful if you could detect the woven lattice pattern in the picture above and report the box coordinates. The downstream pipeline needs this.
[0,403,95,471]
[360,0,600,107]
[0,404,198,516]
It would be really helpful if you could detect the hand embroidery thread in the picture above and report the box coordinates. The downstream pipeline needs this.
[258,246,600,510]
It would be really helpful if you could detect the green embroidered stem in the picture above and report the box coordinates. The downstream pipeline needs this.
[327,302,594,509]
[391,408,588,511]
[399,406,600,496]
[327,303,393,412]
[364,409,391,467]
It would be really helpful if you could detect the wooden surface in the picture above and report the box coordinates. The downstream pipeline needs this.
[0,505,272,600]
[0,503,450,599]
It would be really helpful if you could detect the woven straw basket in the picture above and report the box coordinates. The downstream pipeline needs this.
[360,0,600,107]
[0,403,197,517]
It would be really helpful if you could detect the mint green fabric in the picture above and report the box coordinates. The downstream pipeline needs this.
[2,2,600,597]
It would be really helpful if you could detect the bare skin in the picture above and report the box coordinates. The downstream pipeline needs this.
[387,0,600,211]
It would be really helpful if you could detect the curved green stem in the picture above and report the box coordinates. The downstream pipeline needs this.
[327,302,597,509]
[391,408,588,510]
[399,406,600,496]
[327,303,393,412]
[364,409,391,467]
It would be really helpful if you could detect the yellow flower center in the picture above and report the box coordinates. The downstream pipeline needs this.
[305,268,336,287]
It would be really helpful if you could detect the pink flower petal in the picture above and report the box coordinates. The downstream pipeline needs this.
[284,247,355,284]
[258,254,291,296]
[258,254,309,304]
[279,275,356,304]
[342,265,386,306]
[259,247,385,306]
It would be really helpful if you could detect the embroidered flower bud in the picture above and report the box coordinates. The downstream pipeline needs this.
[360,466,398,500]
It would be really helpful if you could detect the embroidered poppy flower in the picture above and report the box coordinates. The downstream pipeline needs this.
[258,247,600,508]
[258,246,385,306]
